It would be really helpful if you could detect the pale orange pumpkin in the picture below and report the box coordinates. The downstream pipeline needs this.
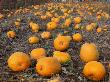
[86,24,94,31]
[80,43,99,62]
[48,77,62,82]
[41,31,51,39]
[53,51,71,64]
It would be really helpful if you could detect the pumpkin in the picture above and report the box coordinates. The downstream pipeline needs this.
[83,61,106,81]
[29,22,39,32]
[0,14,4,19]
[51,17,60,23]
[74,24,81,30]
[53,51,71,64]
[48,77,62,82]
[97,15,101,20]
[7,31,16,39]
[30,48,46,60]
[36,57,61,77]
[64,18,72,27]
[80,43,99,62]
[41,31,51,39]
[86,24,94,31]
[8,52,31,71]
[72,33,82,42]
[47,22,57,30]
[41,15,47,20]
[74,17,82,24]
[54,35,71,51]
[97,27,102,33]
[28,36,39,44]
[15,21,20,27]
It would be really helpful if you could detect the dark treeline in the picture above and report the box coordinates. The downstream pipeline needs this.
[0,0,49,12]
[0,0,109,12]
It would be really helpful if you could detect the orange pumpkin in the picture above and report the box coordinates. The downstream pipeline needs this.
[64,18,72,27]
[29,22,39,32]
[15,21,20,27]
[72,33,82,42]
[74,24,81,30]
[97,27,102,33]
[30,48,46,60]
[8,52,31,71]
[0,14,4,19]
[36,57,61,77]
[51,17,60,23]
[74,17,82,24]
[54,35,71,51]
[109,63,110,69]
[47,22,57,30]
[28,36,39,44]
[83,61,106,81]
[97,15,101,20]
[80,43,99,62]
[7,31,16,39]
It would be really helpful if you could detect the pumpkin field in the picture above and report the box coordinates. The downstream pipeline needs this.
[0,2,110,82]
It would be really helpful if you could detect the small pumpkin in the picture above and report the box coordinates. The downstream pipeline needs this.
[48,77,62,82]
[64,18,72,27]
[51,17,60,23]
[74,24,81,30]
[29,22,39,32]
[41,15,47,20]
[0,14,4,19]
[97,15,101,20]
[86,24,94,31]
[109,63,110,69]
[97,27,102,33]
[7,31,16,39]
[15,21,20,27]
[30,48,46,60]
[28,36,39,44]
[53,51,71,64]
[54,35,71,51]
[46,12,53,18]
[74,17,82,24]
[72,33,82,42]
[41,31,51,39]
[47,22,57,30]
